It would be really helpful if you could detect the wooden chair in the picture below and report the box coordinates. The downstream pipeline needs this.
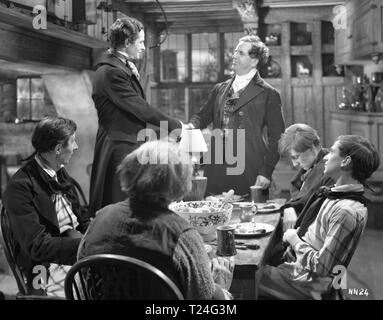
[0,206,63,300]
[64,254,184,300]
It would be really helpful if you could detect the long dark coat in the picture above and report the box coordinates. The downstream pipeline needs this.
[190,72,285,196]
[2,159,90,290]
[89,52,181,216]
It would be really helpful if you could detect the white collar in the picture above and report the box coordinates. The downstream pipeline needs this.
[117,50,135,64]
[232,69,257,92]
[330,184,364,193]
[235,69,257,81]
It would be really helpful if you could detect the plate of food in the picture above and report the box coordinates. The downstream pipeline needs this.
[234,222,274,237]
[256,202,282,213]
[206,193,244,203]
[232,201,282,213]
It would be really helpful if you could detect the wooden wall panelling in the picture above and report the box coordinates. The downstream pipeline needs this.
[349,119,374,139]
[312,20,324,143]
[323,80,344,146]
[352,0,373,58]
[292,84,313,125]
[329,113,349,145]
[86,0,97,24]
[281,22,292,126]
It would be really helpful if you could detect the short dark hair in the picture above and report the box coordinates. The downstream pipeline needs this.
[278,123,321,157]
[31,117,77,154]
[336,135,380,184]
[239,35,269,65]
[108,17,144,50]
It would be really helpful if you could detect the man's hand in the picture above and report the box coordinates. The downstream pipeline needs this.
[282,228,299,246]
[283,207,297,232]
[211,257,234,290]
[180,122,195,130]
[255,175,271,189]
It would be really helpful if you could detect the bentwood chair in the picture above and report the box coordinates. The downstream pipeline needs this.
[64,254,184,300]
[1,206,29,296]
[0,206,63,300]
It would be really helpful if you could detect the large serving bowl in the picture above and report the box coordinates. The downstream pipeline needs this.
[169,201,233,242]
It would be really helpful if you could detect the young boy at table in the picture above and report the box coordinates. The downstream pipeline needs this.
[258,135,380,299]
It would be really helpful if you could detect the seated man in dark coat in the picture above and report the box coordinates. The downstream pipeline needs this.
[2,117,90,297]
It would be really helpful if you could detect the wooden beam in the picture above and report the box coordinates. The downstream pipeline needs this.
[127,0,235,13]
[0,22,93,70]
[264,6,335,23]
[166,22,244,34]
[262,0,345,8]
[0,6,108,49]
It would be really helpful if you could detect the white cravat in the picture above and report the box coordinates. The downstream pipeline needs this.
[117,50,140,80]
[232,69,257,93]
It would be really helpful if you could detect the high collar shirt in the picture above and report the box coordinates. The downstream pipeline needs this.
[232,69,257,93]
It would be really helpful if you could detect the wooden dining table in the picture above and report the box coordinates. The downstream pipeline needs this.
[207,205,282,300]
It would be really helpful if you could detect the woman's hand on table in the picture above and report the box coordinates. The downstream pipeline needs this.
[211,257,234,290]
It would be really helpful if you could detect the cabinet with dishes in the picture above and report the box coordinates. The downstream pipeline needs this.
[257,20,343,146]
[338,73,383,112]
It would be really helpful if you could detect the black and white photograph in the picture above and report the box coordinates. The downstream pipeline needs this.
[0,0,382,307]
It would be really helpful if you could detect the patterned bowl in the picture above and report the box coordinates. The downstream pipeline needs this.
[169,201,233,242]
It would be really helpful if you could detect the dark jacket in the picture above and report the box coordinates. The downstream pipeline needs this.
[2,159,90,288]
[78,200,194,296]
[89,51,182,215]
[190,72,285,195]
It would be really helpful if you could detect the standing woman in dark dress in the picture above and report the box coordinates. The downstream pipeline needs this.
[89,16,183,216]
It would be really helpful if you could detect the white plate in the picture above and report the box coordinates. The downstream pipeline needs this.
[233,202,282,213]
[234,222,274,237]
[206,194,244,203]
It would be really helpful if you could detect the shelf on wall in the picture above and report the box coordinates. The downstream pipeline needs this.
[291,45,312,55]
